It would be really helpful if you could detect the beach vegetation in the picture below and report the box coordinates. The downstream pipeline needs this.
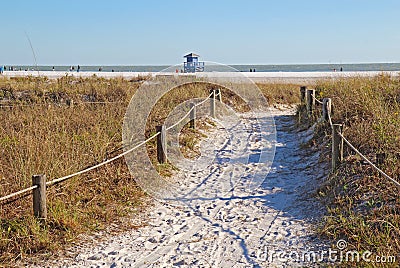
[301,74,400,265]
[0,75,300,265]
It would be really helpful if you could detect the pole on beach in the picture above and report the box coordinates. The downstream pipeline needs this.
[32,174,47,221]
[67,99,74,108]
[332,124,343,171]
[156,125,167,164]
[217,88,222,103]
[210,89,216,118]
[322,98,332,122]
[300,86,307,103]
[306,89,315,116]
[189,102,196,129]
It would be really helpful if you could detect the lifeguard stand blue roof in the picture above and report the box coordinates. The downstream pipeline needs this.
[184,53,204,73]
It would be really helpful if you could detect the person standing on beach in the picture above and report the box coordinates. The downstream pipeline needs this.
[77,65,80,72]
[0,66,3,74]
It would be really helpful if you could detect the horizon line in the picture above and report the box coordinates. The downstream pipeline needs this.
[2,62,400,67]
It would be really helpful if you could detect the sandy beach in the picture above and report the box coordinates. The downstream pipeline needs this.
[2,70,398,84]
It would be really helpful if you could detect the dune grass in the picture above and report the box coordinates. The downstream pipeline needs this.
[0,76,300,265]
[0,76,145,264]
[302,74,400,266]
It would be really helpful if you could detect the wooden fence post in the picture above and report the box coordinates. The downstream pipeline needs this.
[322,98,332,122]
[66,99,74,108]
[376,153,386,165]
[217,88,222,103]
[189,102,196,129]
[156,125,167,164]
[332,124,343,171]
[300,86,307,103]
[306,89,315,116]
[32,174,47,221]
[210,89,216,118]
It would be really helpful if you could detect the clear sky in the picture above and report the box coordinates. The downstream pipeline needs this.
[1,0,399,65]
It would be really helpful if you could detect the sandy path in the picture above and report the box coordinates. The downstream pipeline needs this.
[46,107,327,267]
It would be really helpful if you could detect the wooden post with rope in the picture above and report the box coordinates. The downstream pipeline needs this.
[66,99,74,108]
[322,98,332,122]
[332,124,343,171]
[306,89,315,116]
[189,102,196,129]
[32,174,47,221]
[156,125,167,164]
[210,89,216,118]
[300,86,307,103]
[217,88,222,103]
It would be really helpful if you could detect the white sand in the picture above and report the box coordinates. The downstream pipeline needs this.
[33,107,329,267]
[2,70,398,84]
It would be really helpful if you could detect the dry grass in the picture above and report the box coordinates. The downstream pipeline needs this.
[0,76,145,265]
[0,76,300,266]
[257,82,300,104]
[302,74,400,265]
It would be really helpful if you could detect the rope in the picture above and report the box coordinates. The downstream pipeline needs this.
[165,92,214,131]
[0,185,38,203]
[197,92,214,106]
[324,103,399,188]
[327,109,334,130]
[312,94,323,105]
[0,101,122,108]
[0,91,217,202]
[166,106,195,131]
[46,132,160,186]
[337,132,400,188]
[0,104,47,108]
[0,132,160,203]
[78,101,123,105]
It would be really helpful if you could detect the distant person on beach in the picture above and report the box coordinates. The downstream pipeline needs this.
[52,66,55,71]
[250,68,252,72]
[77,65,80,72]
[99,67,102,71]
[0,66,3,74]
[69,66,73,71]
[340,67,343,72]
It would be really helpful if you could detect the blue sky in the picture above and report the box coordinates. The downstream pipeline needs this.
[1,0,399,65]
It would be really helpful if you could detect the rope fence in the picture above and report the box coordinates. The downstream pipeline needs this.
[0,101,123,109]
[300,86,400,189]
[311,93,323,105]
[0,88,222,220]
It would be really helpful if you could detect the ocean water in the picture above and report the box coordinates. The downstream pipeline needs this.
[4,63,400,73]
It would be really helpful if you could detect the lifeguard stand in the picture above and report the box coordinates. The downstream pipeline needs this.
[183,53,205,73]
